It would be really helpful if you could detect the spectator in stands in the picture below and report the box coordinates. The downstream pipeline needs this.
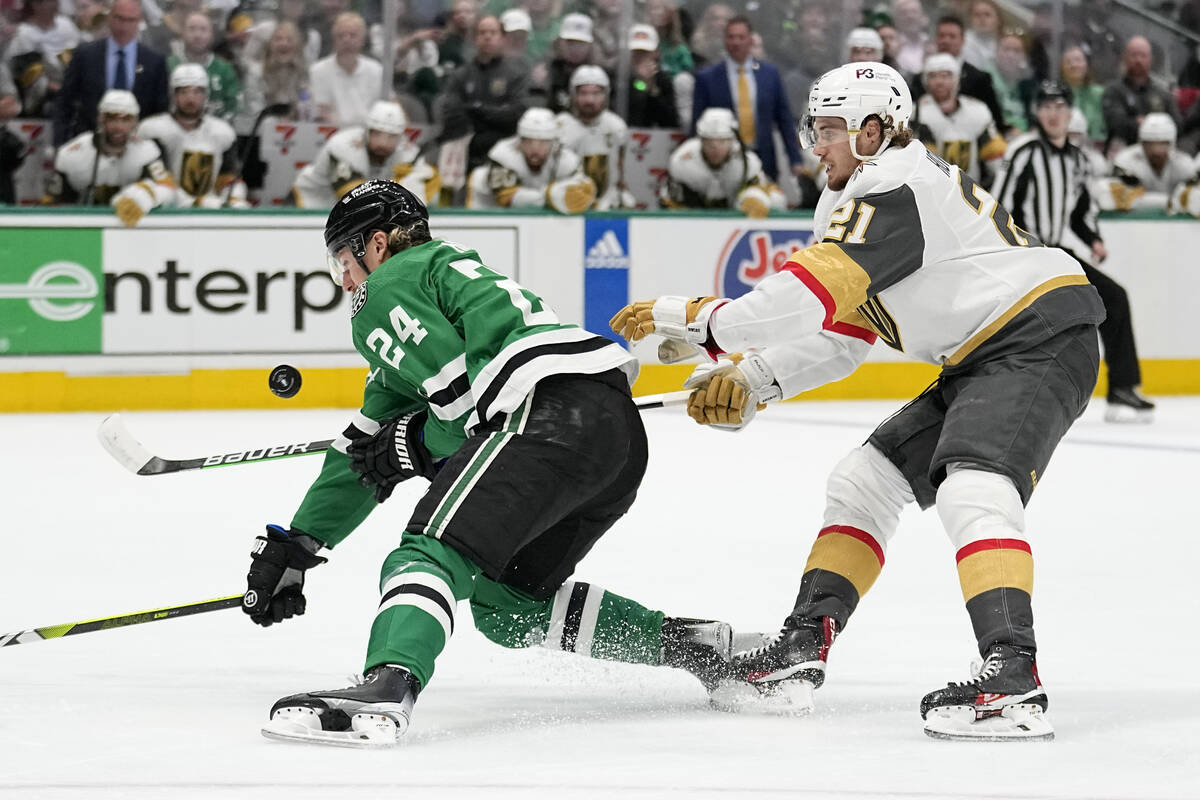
[467,106,596,212]
[646,0,692,78]
[588,0,622,73]
[876,22,901,70]
[142,0,196,56]
[314,0,352,58]
[626,22,677,128]
[168,12,240,122]
[911,14,1005,133]
[555,64,633,210]
[891,0,930,78]
[962,0,1000,71]
[72,0,108,41]
[659,106,784,216]
[690,2,732,68]
[242,0,321,70]
[291,99,440,207]
[1096,113,1197,212]
[440,14,528,171]
[988,30,1034,135]
[845,27,884,64]
[310,11,383,127]
[238,19,310,130]
[1101,36,1180,155]
[7,0,81,116]
[691,15,803,183]
[0,63,24,205]
[499,7,530,62]
[912,52,1006,186]
[46,89,174,225]
[1061,44,1105,146]
[538,12,594,114]
[438,0,477,71]
[524,0,561,65]
[370,0,441,117]
[53,0,169,145]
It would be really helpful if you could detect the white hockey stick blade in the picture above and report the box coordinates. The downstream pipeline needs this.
[923,704,1055,742]
[708,678,815,716]
[97,414,156,475]
[261,709,407,749]
[633,390,692,410]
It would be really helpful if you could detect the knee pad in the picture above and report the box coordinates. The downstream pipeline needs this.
[936,466,1025,552]
[823,444,914,546]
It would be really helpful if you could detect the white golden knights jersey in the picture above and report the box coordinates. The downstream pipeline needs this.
[290,127,441,209]
[704,142,1104,399]
[137,113,238,206]
[467,137,596,214]
[659,137,785,212]
[46,132,172,205]
[913,94,1006,184]
[1170,153,1200,218]
[554,110,628,210]
[1092,143,1200,211]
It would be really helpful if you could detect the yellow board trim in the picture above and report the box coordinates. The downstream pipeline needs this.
[803,533,884,599]
[1,359,1198,412]
[956,549,1034,602]
[945,275,1091,366]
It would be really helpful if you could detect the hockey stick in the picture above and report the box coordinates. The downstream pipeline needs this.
[0,594,242,647]
[97,392,692,477]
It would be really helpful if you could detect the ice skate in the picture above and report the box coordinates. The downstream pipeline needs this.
[661,617,735,692]
[1104,386,1155,423]
[921,644,1053,742]
[708,615,837,715]
[261,665,420,748]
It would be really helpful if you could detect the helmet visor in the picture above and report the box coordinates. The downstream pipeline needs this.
[325,233,365,285]
[798,114,853,150]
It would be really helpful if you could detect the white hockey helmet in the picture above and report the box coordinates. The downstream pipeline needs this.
[98,89,140,118]
[1138,112,1177,144]
[366,100,407,134]
[569,64,609,93]
[696,107,737,139]
[517,107,558,140]
[170,63,209,92]
[1067,108,1088,137]
[922,52,961,81]
[799,61,912,160]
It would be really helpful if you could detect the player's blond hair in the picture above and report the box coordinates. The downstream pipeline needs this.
[385,220,432,254]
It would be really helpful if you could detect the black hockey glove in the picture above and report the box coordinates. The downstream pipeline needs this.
[346,410,436,502]
[242,525,327,627]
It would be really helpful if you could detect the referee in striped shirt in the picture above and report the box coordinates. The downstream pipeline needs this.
[992,81,1155,422]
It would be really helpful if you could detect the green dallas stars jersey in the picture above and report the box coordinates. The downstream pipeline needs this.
[290,238,638,548]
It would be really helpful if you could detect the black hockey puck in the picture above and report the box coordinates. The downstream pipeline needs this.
[268,364,302,398]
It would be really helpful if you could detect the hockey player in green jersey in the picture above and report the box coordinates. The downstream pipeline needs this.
[243,179,735,747]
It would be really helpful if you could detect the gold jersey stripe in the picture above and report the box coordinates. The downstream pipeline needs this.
[803,531,884,598]
[946,275,1092,367]
[787,242,872,323]
[956,548,1034,602]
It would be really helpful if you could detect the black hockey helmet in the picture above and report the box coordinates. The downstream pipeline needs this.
[1034,80,1074,108]
[324,179,429,282]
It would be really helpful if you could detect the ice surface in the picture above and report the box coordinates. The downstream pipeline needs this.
[2,399,1198,800]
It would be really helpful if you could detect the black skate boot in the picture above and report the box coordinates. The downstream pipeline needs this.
[261,664,421,748]
[709,615,838,715]
[660,617,734,692]
[920,644,1053,741]
[1105,386,1155,423]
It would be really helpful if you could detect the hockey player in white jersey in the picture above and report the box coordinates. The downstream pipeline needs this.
[1170,152,1200,218]
[659,107,786,217]
[611,62,1105,741]
[912,53,1006,186]
[467,107,597,213]
[1068,108,1109,178]
[1095,113,1198,212]
[290,100,441,209]
[138,63,247,208]
[46,89,176,226]
[554,65,635,210]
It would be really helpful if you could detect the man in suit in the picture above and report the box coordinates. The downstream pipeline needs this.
[53,0,170,146]
[691,15,804,183]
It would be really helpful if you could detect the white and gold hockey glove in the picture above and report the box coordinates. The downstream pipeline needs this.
[683,352,782,431]
[609,295,722,345]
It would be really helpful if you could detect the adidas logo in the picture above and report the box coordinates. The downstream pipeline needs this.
[585,230,629,269]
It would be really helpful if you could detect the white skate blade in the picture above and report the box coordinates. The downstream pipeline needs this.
[923,704,1054,742]
[709,679,814,716]
[1104,404,1153,424]
[261,707,407,749]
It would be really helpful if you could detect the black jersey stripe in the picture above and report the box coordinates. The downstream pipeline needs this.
[475,337,612,423]
[427,371,470,410]
[379,583,455,632]
[559,582,592,653]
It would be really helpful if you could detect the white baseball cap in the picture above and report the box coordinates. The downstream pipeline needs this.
[500,8,531,33]
[845,27,883,57]
[559,13,593,43]
[629,23,659,52]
